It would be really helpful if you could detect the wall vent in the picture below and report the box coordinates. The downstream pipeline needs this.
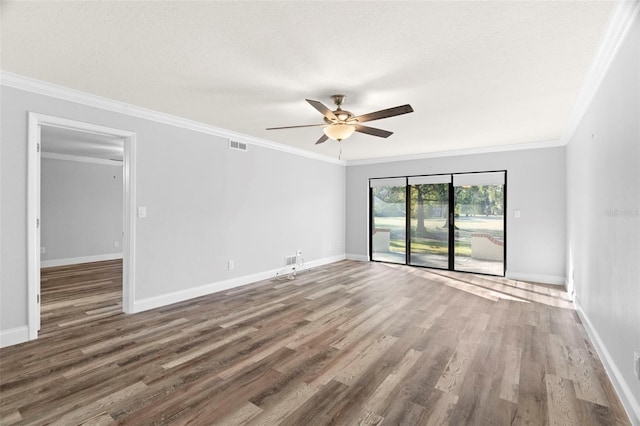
[284,255,297,266]
[229,140,247,151]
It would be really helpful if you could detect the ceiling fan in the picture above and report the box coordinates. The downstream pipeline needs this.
[266,95,414,145]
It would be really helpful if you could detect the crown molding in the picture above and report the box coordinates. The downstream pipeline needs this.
[41,152,124,166]
[0,71,346,166]
[561,0,640,145]
[346,139,564,166]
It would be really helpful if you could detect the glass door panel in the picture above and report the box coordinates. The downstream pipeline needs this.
[453,173,505,275]
[408,176,451,269]
[371,178,406,263]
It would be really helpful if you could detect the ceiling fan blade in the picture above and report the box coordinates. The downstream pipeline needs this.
[354,125,393,138]
[266,123,325,130]
[306,99,338,121]
[315,134,329,145]
[355,104,414,123]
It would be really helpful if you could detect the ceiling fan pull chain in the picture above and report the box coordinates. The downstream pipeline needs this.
[339,145,342,160]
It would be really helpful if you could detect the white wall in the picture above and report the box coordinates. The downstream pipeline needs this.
[566,12,639,423]
[41,158,123,266]
[0,84,345,343]
[346,147,567,284]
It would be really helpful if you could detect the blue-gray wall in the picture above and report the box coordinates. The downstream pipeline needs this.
[40,157,123,265]
[566,15,639,423]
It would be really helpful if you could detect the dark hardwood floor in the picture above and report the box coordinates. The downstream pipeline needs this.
[0,259,630,425]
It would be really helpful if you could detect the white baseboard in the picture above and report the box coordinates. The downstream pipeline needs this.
[505,271,565,286]
[133,255,346,314]
[0,326,30,348]
[304,254,346,268]
[574,297,640,425]
[346,253,368,261]
[41,253,123,268]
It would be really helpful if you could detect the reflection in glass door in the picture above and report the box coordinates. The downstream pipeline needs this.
[453,173,505,275]
[370,178,406,264]
[408,175,451,269]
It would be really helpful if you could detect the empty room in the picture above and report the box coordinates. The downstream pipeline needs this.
[0,1,638,425]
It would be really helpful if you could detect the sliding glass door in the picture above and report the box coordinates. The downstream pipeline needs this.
[370,178,406,264]
[370,171,506,276]
[408,175,451,269]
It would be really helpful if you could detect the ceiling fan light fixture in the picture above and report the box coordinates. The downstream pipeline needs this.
[323,123,355,141]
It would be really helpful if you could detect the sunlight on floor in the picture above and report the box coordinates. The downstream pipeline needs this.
[383,263,574,309]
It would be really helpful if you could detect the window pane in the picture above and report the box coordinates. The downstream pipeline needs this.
[409,183,449,269]
[454,183,504,275]
[371,185,406,263]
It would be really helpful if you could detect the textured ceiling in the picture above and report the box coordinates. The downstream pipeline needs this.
[1,1,614,161]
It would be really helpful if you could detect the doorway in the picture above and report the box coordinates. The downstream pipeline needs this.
[27,113,136,340]
[369,171,506,276]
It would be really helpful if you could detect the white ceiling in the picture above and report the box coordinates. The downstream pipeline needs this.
[2,1,614,161]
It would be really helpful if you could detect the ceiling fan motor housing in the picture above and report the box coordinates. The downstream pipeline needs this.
[324,110,355,124]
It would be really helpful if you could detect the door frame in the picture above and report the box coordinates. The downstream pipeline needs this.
[27,112,137,339]
[369,170,507,277]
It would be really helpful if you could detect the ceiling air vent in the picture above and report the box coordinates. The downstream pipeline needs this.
[229,140,247,152]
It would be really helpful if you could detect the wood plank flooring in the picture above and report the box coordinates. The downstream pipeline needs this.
[0,260,630,425]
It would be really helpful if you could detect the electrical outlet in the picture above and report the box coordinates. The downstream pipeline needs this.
[228,260,234,270]
[634,352,639,380]
[40,247,45,254]
[114,241,119,248]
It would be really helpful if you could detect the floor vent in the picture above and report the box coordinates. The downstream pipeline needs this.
[284,255,297,266]
[229,140,247,151]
